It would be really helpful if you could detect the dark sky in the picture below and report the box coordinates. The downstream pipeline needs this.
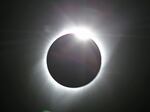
[0,0,150,112]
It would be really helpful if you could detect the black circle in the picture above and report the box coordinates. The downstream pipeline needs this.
[47,34,101,87]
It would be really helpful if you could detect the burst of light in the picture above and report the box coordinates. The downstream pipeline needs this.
[57,26,95,41]
[71,27,93,41]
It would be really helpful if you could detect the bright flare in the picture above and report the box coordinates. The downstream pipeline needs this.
[58,26,95,41]
[73,27,93,41]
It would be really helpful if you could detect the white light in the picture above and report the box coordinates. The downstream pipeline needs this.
[57,26,95,41]
[72,27,93,41]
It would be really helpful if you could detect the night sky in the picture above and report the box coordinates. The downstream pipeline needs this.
[0,0,150,112]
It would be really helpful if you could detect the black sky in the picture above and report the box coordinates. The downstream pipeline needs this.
[0,0,150,112]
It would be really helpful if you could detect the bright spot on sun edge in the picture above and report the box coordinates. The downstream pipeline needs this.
[43,25,107,93]
[70,27,93,41]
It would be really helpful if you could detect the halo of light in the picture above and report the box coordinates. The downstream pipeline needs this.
[43,25,107,93]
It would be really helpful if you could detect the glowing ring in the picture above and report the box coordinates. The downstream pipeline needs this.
[43,26,106,92]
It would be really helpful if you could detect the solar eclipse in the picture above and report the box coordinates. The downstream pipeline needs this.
[47,33,101,87]
[45,26,104,88]
[2,1,147,111]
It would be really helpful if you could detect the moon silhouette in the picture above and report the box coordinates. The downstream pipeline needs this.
[47,34,101,87]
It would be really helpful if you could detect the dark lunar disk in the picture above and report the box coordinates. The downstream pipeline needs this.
[47,34,101,87]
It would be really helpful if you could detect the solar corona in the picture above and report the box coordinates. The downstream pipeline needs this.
[46,26,102,88]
